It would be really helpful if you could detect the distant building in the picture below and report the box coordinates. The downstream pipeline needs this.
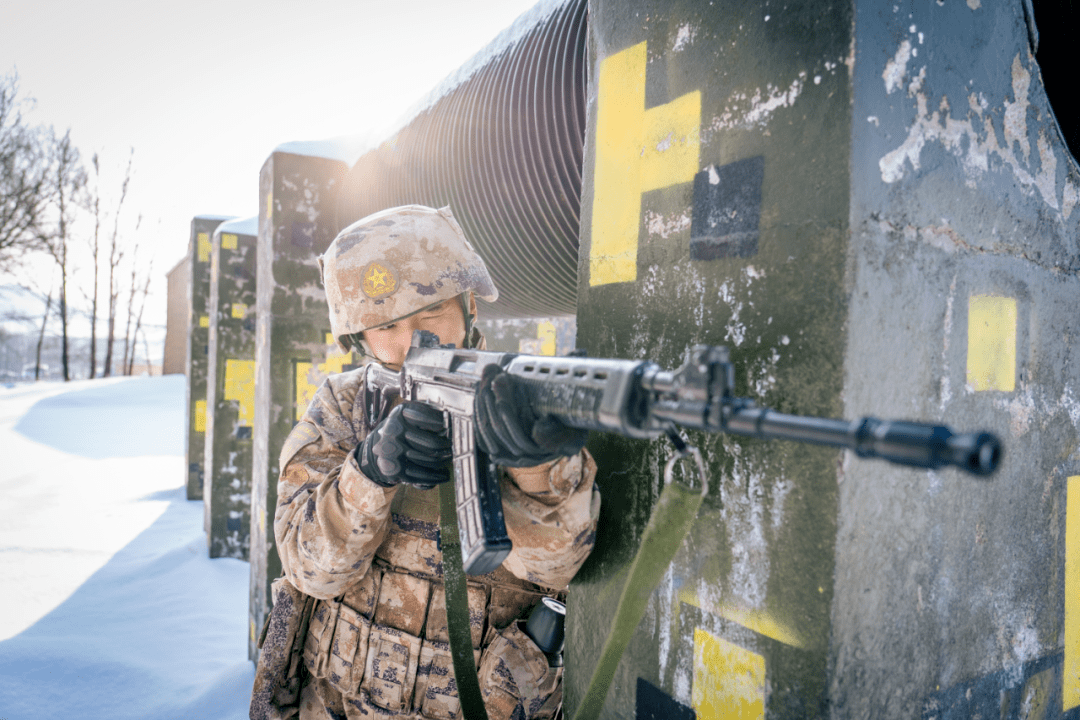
[163,255,189,375]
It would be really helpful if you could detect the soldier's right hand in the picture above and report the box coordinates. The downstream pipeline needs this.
[358,401,453,489]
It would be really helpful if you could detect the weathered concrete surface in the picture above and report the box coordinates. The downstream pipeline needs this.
[204,217,258,560]
[476,316,577,355]
[569,1,850,716]
[184,215,232,501]
[834,2,1080,717]
[249,150,350,661]
[566,0,1079,718]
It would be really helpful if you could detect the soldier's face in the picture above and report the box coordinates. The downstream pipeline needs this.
[363,298,466,368]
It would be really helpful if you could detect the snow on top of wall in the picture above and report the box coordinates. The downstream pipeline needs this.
[374,0,573,145]
[273,134,371,164]
[215,215,259,238]
[193,214,235,221]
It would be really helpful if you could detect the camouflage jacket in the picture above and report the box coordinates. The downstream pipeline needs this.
[272,363,600,719]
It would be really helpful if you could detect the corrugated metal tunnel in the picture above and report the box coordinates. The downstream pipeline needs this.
[337,0,587,319]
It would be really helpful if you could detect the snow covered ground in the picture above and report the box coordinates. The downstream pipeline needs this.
[0,376,255,719]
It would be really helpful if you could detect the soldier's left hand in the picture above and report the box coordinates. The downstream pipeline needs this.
[475,364,588,468]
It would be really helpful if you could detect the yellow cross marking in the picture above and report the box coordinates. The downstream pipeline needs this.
[590,41,701,286]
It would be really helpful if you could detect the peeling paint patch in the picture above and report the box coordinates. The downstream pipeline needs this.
[708,75,805,134]
[645,210,692,239]
[1063,180,1078,220]
[1004,57,1032,158]
[672,23,697,52]
[879,52,1065,215]
[997,385,1035,436]
[718,282,746,346]
[883,40,913,94]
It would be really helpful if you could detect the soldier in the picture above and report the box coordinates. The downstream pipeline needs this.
[251,205,600,720]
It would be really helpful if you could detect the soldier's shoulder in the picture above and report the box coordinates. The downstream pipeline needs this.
[301,366,369,445]
[325,364,367,397]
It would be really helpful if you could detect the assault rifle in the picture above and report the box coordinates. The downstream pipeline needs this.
[365,330,1002,575]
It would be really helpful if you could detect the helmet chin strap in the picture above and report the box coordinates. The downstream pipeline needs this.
[459,292,477,350]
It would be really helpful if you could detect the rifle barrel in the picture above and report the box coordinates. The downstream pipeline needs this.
[724,406,1001,476]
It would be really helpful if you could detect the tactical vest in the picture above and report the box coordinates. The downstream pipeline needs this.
[301,483,563,719]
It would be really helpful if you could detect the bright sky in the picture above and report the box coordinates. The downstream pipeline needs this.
[0,0,538,342]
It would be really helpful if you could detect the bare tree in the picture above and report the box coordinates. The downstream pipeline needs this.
[103,150,133,378]
[0,70,52,271]
[38,129,86,381]
[126,254,153,375]
[33,284,52,381]
[121,241,139,375]
[83,153,102,378]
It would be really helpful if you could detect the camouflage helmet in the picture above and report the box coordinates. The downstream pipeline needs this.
[319,205,498,352]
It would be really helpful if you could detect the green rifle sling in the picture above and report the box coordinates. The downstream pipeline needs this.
[439,481,490,720]
[571,477,705,720]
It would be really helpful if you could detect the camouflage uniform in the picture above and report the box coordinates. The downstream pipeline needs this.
[273,359,600,719]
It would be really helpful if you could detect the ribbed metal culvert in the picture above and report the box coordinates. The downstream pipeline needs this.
[337,0,587,319]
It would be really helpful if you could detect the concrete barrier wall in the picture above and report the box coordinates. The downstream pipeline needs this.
[566,1,1080,718]
[249,148,352,660]
[204,216,258,560]
[185,215,233,501]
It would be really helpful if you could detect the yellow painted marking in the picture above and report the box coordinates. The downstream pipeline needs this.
[1065,476,1080,711]
[224,359,256,427]
[966,295,1017,392]
[199,315,209,328]
[231,303,248,319]
[679,587,805,649]
[194,399,206,433]
[222,233,238,250]
[197,232,211,262]
[537,321,557,356]
[590,41,701,286]
[250,618,256,643]
[295,339,355,420]
[259,507,266,535]
[266,191,272,220]
[692,628,765,720]
[362,261,396,298]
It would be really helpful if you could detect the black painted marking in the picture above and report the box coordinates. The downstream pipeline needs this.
[921,651,1080,720]
[690,155,765,260]
[291,220,315,248]
[236,426,252,440]
[637,677,696,720]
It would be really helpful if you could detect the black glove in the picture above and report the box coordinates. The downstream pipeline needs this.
[358,401,452,489]
[475,364,588,468]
